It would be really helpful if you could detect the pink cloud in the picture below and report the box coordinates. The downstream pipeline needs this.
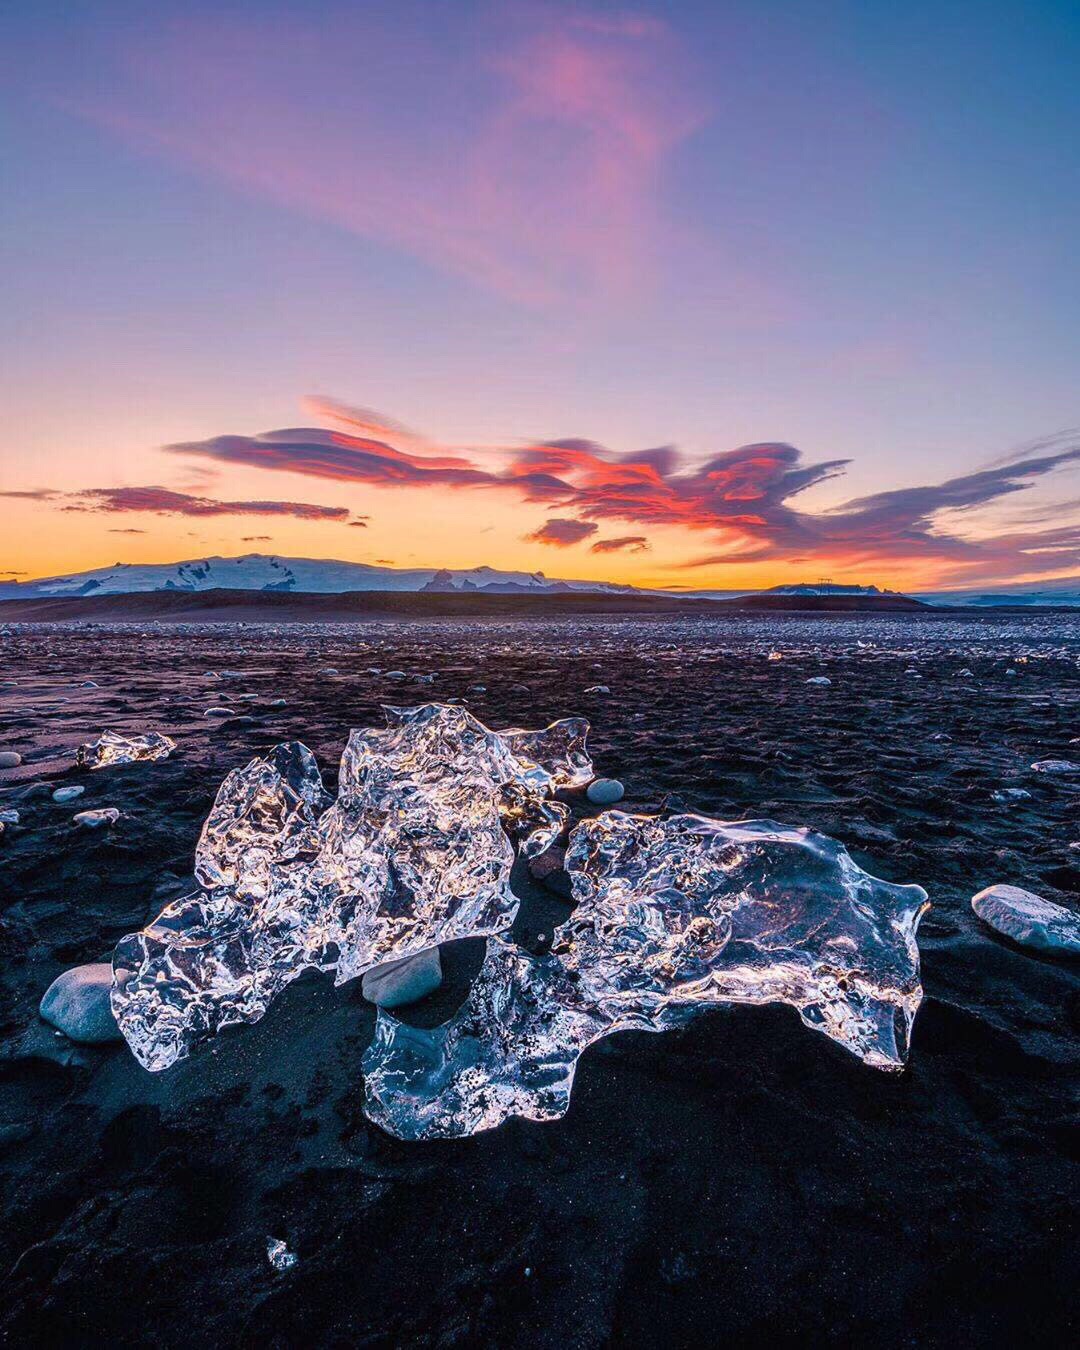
[62,7,706,308]
[591,534,650,553]
[60,486,351,522]
[165,399,1080,583]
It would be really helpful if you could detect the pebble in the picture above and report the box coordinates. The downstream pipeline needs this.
[361,947,442,1008]
[204,707,232,718]
[74,808,121,829]
[52,785,85,803]
[39,963,122,1043]
[584,685,611,695]
[587,778,625,805]
[991,788,1032,803]
[0,808,19,825]
[805,676,832,686]
[1031,759,1080,775]
[971,884,1080,954]
[0,751,22,769]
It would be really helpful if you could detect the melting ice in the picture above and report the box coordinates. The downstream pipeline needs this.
[111,703,928,1139]
[77,730,175,769]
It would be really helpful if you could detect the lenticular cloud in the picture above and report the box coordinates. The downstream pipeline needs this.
[112,704,928,1139]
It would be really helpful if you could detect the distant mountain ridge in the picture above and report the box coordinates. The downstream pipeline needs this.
[0,554,633,600]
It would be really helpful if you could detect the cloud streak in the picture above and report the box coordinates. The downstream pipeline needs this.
[65,8,706,308]
[62,486,351,522]
[167,399,1080,584]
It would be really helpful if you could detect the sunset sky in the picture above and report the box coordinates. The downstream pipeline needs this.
[2,0,1078,591]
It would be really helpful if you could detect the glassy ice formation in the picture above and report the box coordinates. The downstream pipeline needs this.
[363,814,928,1140]
[77,730,175,769]
[111,702,928,1141]
[111,705,590,1071]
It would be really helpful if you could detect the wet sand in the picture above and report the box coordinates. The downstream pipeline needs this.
[0,615,1077,1347]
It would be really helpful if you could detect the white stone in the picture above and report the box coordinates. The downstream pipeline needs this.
[361,947,443,1008]
[1031,759,1080,775]
[74,808,121,829]
[971,885,1080,954]
[805,676,832,686]
[0,751,22,769]
[52,785,85,803]
[584,684,610,695]
[204,707,232,718]
[586,778,625,805]
[0,808,19,825]
[39,963,122,1043]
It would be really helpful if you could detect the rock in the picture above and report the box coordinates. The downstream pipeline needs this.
[52,785,85,804]
[971,885,1080,954]
[587,778,625,806]
[39,963,122,1043]
[992,788,1031,803]
[1031,759,1080,775]
[0,808,19,825]
[0,751,22,769]
[204,707,232,718]
[528,843,573,899]
[74,808,120,829]
[361,947,443,1008]
[805,676,832,687]
[584,685,610,695]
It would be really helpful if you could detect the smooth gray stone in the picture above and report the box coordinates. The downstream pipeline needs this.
[971,885,1080,954]
[361,948,442,1008]
[587,778,625,805]
[52,785,85,803]
[0,752,22,769]
[39,963,122,1043]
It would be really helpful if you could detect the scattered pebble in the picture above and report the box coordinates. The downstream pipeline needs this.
[204,707,232,718]
[587,778,625,805]
[584,685,610,695]
[991,788,1031,803]
[805,676,832,686]
[971,884,1080,954]
[74,808,121,829]
[52,785,85,803]
[1030,759,1080,775]
[361,947,443,1007]
[0,808,19,825]
[39,963,122,1043]
[0,751,22,769]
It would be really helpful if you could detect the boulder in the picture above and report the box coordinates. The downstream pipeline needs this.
[40,963,122,1043]
[361,947,442,1008]
[971,885,1080,955]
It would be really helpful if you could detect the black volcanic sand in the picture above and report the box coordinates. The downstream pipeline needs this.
[0,614,1077,1348]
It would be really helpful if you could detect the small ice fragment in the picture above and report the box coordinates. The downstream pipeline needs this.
[992,788,1031,803]
[1005,668,1018,676]
[80,680,99,688]
[584,685,610,695]
[805,676,831,686]
[53,786,85,804]
[0,808,19,825]
[77,731,175,769]
[971,885,1080,954]
[586,778,625,805]
[204,707,232,718]
[1031,759,1080,775]
[269,698,287,707]
[74,808,121,829]
[385,671,407,680]
[0,751,22,769]
[266,1237,298,1272]
[959,669,974,677]
[318,667,339,676]
[767,651,782,661]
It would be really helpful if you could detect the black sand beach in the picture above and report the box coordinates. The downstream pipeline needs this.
[1,614,1077,1347]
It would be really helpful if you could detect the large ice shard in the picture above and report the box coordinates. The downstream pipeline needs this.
[76,730,176,769]
[111,705,591,1071]
[363,813,929,1139]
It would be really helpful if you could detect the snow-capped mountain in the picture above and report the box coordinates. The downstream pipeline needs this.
[917,577,1080,607]
[0,554,633,599]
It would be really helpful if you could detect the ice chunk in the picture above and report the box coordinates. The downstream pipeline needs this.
[971,884,1080,954]
[112,705,592,1071]
[76,731,175,769]
[1030,759,1080,775]
[74,807,120,829]
[266,1237,298,1272]
[361,947,442,1007]
[363,812,928,1139]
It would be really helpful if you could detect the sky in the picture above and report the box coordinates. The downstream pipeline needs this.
[1,0,1078,592]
